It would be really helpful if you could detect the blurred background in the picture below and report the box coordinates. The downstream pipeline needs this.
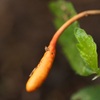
[0,0,100,100]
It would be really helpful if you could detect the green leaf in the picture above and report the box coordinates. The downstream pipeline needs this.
[71,85,100,100]
[74,28,99,73]
[49,0,94,76]
[49,1,77,27]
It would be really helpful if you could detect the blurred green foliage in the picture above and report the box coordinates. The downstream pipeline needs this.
[49,0,99,76]
[71,85,100,100]
[49,1,100,99]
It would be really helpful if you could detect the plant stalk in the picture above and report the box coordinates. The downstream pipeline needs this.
[49,10,100,49]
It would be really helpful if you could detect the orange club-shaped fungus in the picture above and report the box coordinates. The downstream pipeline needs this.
[26,10,100,92]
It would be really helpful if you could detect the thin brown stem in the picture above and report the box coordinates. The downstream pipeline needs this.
[49,10,100,49]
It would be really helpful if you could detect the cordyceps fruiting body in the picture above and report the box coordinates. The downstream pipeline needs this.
[26,10,100,92]
[26,45,56,92]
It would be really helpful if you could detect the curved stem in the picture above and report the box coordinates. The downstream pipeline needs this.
[49,10,100,48]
